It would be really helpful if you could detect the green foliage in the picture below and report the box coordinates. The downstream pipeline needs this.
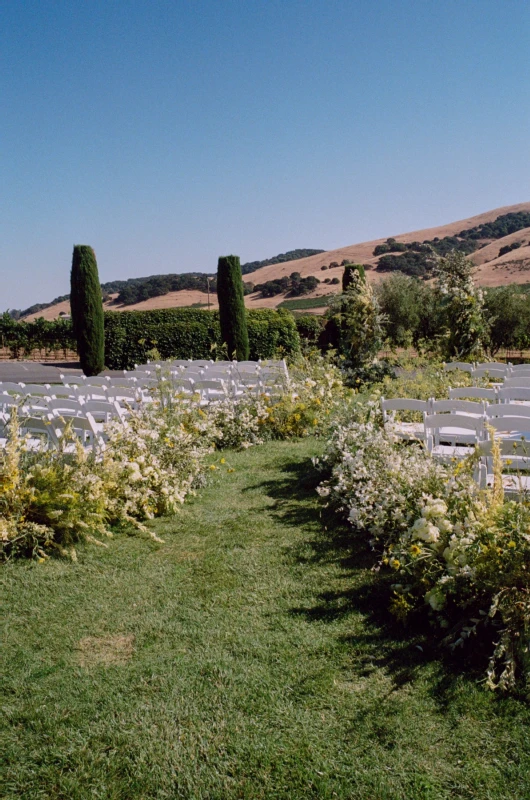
[239,248,324,275]
[325,271,384,368]
[104,308,299,369]
[342,263,365,292]
[373,237,408,256]
[217,255,249,361]
[435,251,489,360]
[458,211,530,241]
[70,246,105,376]
[374,212,530,279]
[294,314,325,345]
[375,273,426,348]
[254,272,320,298]
[499,241,523,257]
[484,286,530,354]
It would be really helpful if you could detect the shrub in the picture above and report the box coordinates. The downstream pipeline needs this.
[217,255,249,361]
[330,277,340,285]
[102,308,299,369]
[70,245,105,376]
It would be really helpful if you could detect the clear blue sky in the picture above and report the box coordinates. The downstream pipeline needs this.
[2,0,529,309]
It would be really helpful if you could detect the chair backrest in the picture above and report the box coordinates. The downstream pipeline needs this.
[381,398,429,418]
[84,377,111,387]
[0,395,21,410]
[62,375,86,386]
[444,362,474,373]
[19,416,60,449]
[170,360,192,367]
[449,387,497,401]
[170,379,195,393]
[487,417,530,436]
[423,413,485,434]
[431,399,485,415]
[48,384,79,399]
[132,364,152,371]
[498,387,530,402]
[137,378,159,389]
[106,377,135,388]
[475,362,507,371]
[509,365,530,373]
[190,360,213,368]
[472,366,507,379]
[83,399,124,423]
[193,380,227,392]
[504,377,530,388]
[22,385,50,397]
[48,398,85,416]
[107,389,139,407]
[0,382,25,395]
[486,404,530,419]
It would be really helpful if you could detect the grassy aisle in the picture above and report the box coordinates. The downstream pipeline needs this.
[3,439,530,799]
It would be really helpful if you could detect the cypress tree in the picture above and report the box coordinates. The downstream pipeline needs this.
[216,255,249,360]
[342,263,366,292]
[70,245,105,376]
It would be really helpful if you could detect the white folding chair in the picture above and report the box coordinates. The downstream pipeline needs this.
[498,387,530,404]
[472,366,507,383]
[193,379,228,404]
[486,404,530,420]
[84,377,111,387]
[431,399,486,417]
[381,398,430,441]
[48,384,80,399]
[19,416,60,451]
[477,438,530,494]
[190,360,213,368]
[485,416,530,442]
[449,386,497,402]
[504,377,530,389]
[61,375,86,386]
[424,413,485,462]
[82,400,125,427]
[0,382,25,395]
[22,385,50,397]
[443,362,474,373]
[48,398,86,418]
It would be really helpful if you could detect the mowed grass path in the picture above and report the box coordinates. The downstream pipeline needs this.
[3,440,530,799]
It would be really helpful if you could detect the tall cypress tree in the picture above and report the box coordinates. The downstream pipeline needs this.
[216,255,249,360]
[70,245,105,376]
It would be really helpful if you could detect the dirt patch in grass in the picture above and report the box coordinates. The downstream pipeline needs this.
[76,634,135,667]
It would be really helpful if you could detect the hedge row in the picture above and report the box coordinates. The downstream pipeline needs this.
[104,308,300,369]
[1,309,300,369]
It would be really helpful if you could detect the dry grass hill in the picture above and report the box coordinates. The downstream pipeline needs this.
[23,202,530,321]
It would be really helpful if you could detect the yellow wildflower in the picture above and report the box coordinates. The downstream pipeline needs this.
[220,458,226,464]
[508,541,516,548]
[391,558,401,570]
[410,544,422,556]
[209,464,216,471]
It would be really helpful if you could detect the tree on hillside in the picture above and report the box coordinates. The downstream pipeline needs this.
[216,255,249,360]
[70,245,105,376]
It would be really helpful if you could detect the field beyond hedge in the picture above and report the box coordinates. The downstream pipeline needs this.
[3,439,530,800]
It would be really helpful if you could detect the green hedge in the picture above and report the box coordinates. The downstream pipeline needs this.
[104,308,299,369]
[1,308,300,368]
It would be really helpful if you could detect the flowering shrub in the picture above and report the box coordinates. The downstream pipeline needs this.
[317,410,530,692]
[0,410,109,561]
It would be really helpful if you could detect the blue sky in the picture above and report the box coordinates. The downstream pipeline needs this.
[2,0,529,309]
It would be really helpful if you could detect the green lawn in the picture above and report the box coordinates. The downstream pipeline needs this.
[3,439,530,799]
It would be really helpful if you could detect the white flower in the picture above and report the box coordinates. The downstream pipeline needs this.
[411,517,440,543]
[425,588,445,611]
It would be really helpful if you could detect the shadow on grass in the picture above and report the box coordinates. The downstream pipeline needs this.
[246,450,502,707]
